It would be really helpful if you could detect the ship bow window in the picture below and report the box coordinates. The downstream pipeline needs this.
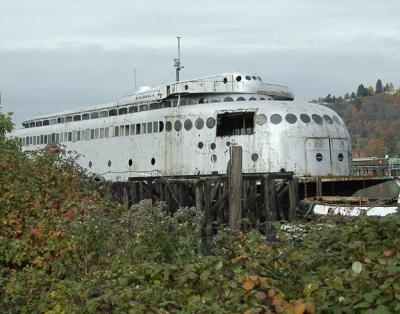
[216,112,255,136]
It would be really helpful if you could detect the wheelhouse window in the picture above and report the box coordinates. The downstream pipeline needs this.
[216,112,255,136]
[36,121,43,127]
[43,120,50,126]
[100,111,108,118]
[150,102,161,110]
[109,109,117,116]
[73,114,81,121]
[66,116,73,122]
[82,113,90,120]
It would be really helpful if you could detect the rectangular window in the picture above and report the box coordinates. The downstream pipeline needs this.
[95,128,99,138]
[58,117,65,124]
[66,116,72,122]
[118,107,128,115]
[36,121,43,127]
[120,126,124,136]
[33,136,37,145]
[55,133,59,143]
[105,127,109,138]
[44,135,48,144]
[109,109,117,116]
[141,123,147,134]
[50,119,57,125]
[216,112,255,137]
[68,132,72,142]
[100,128,104,138]
[153,121,158,133]
[136,124,141,134]
[51,133,56,143]
[90,129,95,140]
[73,115,81,121]
[130,124,135,135]
[77,130,81,141]
[100,111,108,118]
[91,112,99,119]
[82,113,90,120]
[129,106,138,113]
[114,126,119,137]
[40,135,44,144]
[43,120,49,126]
[86,129,90,140]
[147,122,152,134]
[125,125,129,136]
[139,104,148,112]
[72,131,77,142]
[150,102,161,110]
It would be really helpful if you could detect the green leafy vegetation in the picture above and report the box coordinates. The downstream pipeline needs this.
[1,112,400,313]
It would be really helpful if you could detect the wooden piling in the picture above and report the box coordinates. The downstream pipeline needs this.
[228,146,243,231]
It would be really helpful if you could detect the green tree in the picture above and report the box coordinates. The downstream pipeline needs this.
[0,112,19,149]
[356,84,368,97]
[344,92,350,100]
[375,79,383,94]
[351,92,356,99]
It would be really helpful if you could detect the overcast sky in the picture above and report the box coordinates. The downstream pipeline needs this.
[1,0,399,125]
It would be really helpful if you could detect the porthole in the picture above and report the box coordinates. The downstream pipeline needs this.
[300,114,311,123]
[251,153,259,161]
[128,159,133,166]
[223,97,234,102]
[316,153,323,162]
[210,143,216,150]
[245,75,251,80]
[184,84,189,90]
[174,120,182,131]
[249,97,257,101]
[108,160,112,167]
[338,153,344,161]
[236,76,242,82]
[211,155,217,162]
[223,77,228,84]
[184,119,193,131]
[151,158,155,165]
[256,114,267,125]
[333,116,340,124]
[323,115,333,124]
[270,114,282,124]
[195,118,204,129]
[88,161,92,168]
[198,142,204,149]
[226,141,231,146]
[165,121,172,132]
[206,117,216,128]
[237,97,246,101]
[257,76,262,81]
[252,75,257,80]
[159,121,164,132]
[312,114,323,125]
[285,113,297,124]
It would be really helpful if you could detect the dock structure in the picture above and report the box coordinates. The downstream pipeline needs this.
[107,146,394,253]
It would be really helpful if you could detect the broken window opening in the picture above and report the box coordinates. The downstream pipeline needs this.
[216,112,255,137]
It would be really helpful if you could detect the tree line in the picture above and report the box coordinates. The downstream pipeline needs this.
[311,79,396,104]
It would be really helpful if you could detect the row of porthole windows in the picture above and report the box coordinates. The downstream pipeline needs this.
[88,151,345,170]
[165,117,216,132]
[255,113,341,126]
[23,95,269,129]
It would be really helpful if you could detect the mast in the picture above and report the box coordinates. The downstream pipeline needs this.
[173,36,184,81]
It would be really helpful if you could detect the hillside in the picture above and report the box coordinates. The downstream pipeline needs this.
[324,93,400,157]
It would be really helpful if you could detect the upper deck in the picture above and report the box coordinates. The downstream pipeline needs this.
[20,72,294,129]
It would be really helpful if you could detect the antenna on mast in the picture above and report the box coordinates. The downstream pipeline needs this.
[174,36,184,81]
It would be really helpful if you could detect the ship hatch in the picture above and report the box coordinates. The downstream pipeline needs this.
[216,112,255,136]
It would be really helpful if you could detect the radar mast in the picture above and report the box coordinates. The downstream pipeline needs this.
[174,36,184,81]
